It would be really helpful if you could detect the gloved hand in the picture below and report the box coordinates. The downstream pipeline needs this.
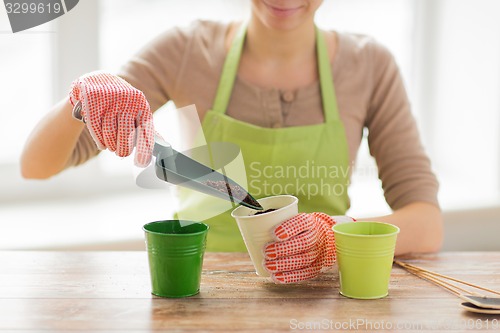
[263,213,355,284]
[69,71,154,167]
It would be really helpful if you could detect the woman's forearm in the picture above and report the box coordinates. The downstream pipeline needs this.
[20,98,86,179]
[363,202,443,256]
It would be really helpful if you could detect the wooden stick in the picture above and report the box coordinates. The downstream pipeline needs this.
[394,260,500,296]
[402,265,483,297]
[396,261,474,293]
[399,264,462,296]
[409,270,463,297]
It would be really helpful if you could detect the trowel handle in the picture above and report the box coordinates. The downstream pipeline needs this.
[153,134,173,157]
[153,134,176,172]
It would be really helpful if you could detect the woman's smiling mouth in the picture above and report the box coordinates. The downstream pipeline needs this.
[263,1,303,18]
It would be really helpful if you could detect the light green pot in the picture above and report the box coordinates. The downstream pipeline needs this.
[332,221,400,299]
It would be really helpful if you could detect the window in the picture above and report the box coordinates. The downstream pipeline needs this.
[0,11,52,164]
[418,0,500,209]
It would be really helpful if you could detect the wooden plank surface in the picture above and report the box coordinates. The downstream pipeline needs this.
[0,251,499,332]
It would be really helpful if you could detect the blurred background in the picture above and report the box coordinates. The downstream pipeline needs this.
[1,0,499,250]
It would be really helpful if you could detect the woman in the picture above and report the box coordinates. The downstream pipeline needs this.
[21,0,443,283]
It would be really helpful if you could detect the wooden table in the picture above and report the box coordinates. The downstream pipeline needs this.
[0,251,499,332]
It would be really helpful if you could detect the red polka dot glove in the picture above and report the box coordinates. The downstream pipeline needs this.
[264,213,355,284]
[69,72,154,167]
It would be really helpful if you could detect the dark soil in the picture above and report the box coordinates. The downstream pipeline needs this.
[253,209,277,216]
[203,179,260,207]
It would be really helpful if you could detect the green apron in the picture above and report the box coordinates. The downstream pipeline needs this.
[175,24,350,251]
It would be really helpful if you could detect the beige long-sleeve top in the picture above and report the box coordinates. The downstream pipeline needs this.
[69,20,439,210]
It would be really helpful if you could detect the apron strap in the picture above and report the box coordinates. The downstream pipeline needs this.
[212,23,340,124]
[212,23,247,114]
[316,27,339,123]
